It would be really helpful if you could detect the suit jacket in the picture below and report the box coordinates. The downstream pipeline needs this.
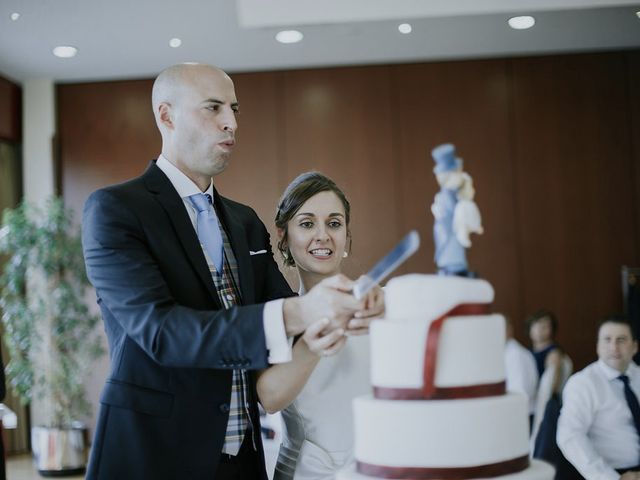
[82,162,294,480]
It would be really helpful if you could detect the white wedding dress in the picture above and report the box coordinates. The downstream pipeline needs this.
[273,334,370,480]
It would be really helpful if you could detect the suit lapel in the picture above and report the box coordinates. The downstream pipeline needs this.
[214,189,255,305]
[143,162,220,304]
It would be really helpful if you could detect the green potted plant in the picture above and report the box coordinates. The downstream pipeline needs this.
[0,197,104,477]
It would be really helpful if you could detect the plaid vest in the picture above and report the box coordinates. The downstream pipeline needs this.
[202,215,254,456]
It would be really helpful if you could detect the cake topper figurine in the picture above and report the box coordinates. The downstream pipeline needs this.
[430,143,483,276]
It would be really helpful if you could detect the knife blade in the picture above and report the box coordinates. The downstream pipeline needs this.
[352,230,420,300]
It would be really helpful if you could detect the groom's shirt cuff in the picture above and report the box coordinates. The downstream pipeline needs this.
[263,299,293,364]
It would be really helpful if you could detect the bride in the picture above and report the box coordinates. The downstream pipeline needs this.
[257,172,383,480]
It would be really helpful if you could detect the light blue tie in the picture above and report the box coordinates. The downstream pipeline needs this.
[189,193,224,273]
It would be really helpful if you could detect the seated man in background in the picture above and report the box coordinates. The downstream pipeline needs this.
[504,318,538,429]
[557,316,640,480]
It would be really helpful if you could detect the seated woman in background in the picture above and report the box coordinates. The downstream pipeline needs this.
[526,309,573,466]
[257,172,383,480]
[527,309,562,386]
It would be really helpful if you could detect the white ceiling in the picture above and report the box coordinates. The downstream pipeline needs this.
[0,0,639,84]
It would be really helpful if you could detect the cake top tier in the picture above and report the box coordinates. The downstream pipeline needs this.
[385,274,494,321]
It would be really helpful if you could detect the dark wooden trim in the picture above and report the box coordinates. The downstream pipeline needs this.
[0,75,21,143]
[357,455,529,479]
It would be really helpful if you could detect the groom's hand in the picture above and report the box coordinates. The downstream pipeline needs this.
[302,317,347,357]
[283,274,363,337]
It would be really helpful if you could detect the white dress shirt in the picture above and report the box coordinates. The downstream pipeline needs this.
[156,155,291,363]
[557,359,640,480]
[504,338,539,415]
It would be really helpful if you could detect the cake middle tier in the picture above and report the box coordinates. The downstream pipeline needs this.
[371,313,506,395]
[353,393,530,470]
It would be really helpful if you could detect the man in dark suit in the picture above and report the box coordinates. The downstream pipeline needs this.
[82,63,366,480]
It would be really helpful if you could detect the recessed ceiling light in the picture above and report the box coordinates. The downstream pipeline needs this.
[10,12,20,21]
[508,16,535,30]
[52,46,78,58]
[275,30,303,44]
[169,38,182,48]
[398,23,412,34]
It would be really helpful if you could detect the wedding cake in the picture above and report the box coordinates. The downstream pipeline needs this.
[337,274,554,480]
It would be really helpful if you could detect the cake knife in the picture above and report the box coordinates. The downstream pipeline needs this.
[352,230,420,300]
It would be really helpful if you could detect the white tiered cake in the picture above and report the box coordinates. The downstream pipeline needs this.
[338,274,554,480]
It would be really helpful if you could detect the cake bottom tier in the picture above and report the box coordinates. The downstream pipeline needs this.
[351,393,530,474]
[336,459,555,480]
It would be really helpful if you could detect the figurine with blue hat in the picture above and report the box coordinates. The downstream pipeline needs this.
[430,143,483,276]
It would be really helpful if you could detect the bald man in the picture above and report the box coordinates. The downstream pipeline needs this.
[82,63,366,480]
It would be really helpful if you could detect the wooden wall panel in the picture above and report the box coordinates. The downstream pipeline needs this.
[629,52,640,271]
[213,71,282,249]
[0,74,26,452]
[281,66,399,284]
[58,74,283,225]
[512,53,636,368]
[58,79,159,220]
[0,75,21,142]
[58,51,640,371]
[392,60,520,326]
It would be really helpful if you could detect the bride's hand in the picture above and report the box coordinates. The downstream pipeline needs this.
[347,284,384,335]
[302,318,347,357]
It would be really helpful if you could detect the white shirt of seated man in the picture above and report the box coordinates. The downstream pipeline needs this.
[505,338,538,416]
[504,320,538,416]
[557,320,640,480]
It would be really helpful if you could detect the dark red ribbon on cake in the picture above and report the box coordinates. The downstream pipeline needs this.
[357,455,530,479]
[373,303,506,400]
